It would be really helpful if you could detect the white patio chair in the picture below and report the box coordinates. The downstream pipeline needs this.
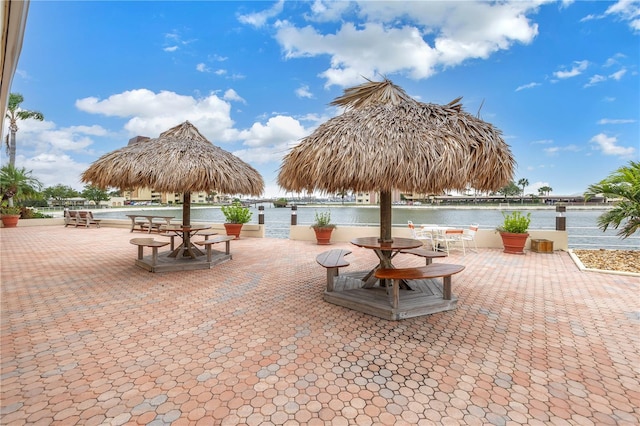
[434,228,466,255]
[461,224,479,252]
[407,221,435,250]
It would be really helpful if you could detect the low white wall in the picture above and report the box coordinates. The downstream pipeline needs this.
[6,218,266,238]
[290,225,568,251]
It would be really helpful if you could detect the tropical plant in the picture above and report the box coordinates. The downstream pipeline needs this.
[273,197,288,207]
[5,93,44,166]
[0,164,43,207]
[584,161,640,238]
[497,181,520,197]
[1,200,21,215]
[81,184,110,205]
[43,184,81,205]
[538,186,553,196]
[497,211,531,234]
[221,201,252,224]
[517,178,529,204]
[311,211,336,229]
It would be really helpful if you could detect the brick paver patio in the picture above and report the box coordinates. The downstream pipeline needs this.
[1,226,638,425]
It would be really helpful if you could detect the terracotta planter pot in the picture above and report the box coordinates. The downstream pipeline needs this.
[500,232,529,254]
[313,227,334,245]
[1,215,20,228]
[223,223,244,239]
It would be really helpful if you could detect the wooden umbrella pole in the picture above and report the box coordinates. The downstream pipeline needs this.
[379,190,393,243]
[183,192,191,226]
[183,192,192,253]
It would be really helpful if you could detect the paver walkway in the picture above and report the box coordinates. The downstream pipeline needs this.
[1,226,639,425]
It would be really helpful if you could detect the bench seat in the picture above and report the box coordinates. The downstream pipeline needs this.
[194,236,234,262]
[375,263,465,309]
[399,248,447,265]
[316,249,352,292]
[129,238,170,266]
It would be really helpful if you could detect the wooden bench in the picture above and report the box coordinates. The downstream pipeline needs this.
[157,233,176,250]
[399,248,447,265]
[199,230,219,240]
[194,236,234,262]
[76,211,102,228]
[129,238,170,266]
[126,215,174,233]
[375,264,465,309]
[64,210,79,227]
[316,249,352,292]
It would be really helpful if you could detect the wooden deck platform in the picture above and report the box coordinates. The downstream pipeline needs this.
[134,249,231,273]
[324,271,458,320]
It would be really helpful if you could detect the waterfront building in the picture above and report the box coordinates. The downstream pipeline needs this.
[355,190,402,204]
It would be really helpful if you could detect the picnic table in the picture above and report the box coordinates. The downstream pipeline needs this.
[126,214,175,233]
[350,237,423,288]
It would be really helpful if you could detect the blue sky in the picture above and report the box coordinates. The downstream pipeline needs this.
[5,0,639,198]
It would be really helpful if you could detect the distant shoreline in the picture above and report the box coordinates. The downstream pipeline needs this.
[69,203,615,216]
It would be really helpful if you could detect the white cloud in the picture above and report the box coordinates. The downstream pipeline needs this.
[238,115,308,149]
[196,63,210,72]
[598,118,637,124]
[295,85,314,99]
[590,133,636,157]
[163,46,178,52]
[515,82,541,91]
[543,144,581,156]
[531,139,554,145]
[603,53,626,67]
[75,89,237,142]
[223,89,246,104]
[609,68,627,80]
[22,153,89,190]
[584,74,607,87]
[605,0,640,32]
[553,60,588,79]
[543,146,560,155]
[270,2,542,87]
[238,0,284,27]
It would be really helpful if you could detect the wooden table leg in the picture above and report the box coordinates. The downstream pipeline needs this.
[392,279,400,309]
[443,276,452,300]
[151,247,158,266]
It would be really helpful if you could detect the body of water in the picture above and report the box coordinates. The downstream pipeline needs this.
[93,204,639,250]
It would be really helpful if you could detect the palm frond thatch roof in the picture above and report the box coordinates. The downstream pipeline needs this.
[81,121,264,196]
[278,97,514,195]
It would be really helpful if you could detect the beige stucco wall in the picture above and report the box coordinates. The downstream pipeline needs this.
[290,225,569,251]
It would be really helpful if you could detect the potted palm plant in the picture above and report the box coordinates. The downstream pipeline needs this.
[311,211,336,245]
[1,201,22,228]
[221,201,252,239]
[497,211,531,254]
[0,164,42,228]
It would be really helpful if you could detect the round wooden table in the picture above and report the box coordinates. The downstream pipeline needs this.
[351,237,423,288]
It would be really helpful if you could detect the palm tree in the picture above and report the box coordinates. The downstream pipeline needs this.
[336,190,349,204]
[584,161,640,238]
[0,164,43,207]
[517,178,529,204]
[5,93,44,166]
[538,185,553,196]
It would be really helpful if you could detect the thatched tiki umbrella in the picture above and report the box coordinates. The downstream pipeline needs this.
[278,79,515,242]
[82,121,264,251]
